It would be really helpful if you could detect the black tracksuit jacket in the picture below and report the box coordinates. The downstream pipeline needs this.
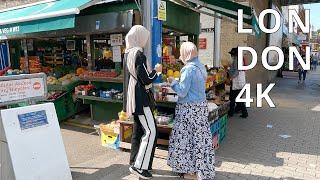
[123,51,158,115]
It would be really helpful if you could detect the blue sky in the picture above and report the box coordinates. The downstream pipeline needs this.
[304,3,320,31]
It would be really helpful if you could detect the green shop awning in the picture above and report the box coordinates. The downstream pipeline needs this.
[185,0,261,37]
[0,0,94,36]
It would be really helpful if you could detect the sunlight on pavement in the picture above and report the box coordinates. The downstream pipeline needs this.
[216,152,320,179]
[311,104,320,111]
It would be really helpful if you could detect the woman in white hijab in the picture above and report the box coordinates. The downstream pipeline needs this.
[123,25,162,179]
[167,42,215,180]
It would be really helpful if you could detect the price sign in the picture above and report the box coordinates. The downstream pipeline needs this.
[0,73,47,106]
[199,38,207,49]
[110,34,123,46]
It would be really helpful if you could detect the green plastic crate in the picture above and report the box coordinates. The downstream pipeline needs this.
[48,92,75,122]
[219,125,227,143]
[220,115,228,128]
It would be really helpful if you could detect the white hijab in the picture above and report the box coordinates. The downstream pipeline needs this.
[179,42,198,64]
[125,25,150,116]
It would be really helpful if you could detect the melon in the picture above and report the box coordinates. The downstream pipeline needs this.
[167,69,174,77]
[173,71,180,79]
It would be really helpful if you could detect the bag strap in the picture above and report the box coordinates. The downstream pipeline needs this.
[128,71,148,91]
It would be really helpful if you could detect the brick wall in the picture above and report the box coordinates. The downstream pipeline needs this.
[0,0,42,10]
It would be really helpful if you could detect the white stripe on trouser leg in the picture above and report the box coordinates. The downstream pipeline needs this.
[134,107,156,170]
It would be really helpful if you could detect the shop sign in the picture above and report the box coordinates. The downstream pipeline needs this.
[199,38,207,49]
[110,34,123,46]
[158,0,167,21]
[0,26,20,36]
[18,110,48,131]
[0,73,46,105]
[201,28,215,33]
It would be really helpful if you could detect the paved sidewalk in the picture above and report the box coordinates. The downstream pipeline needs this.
[61,69,320,180]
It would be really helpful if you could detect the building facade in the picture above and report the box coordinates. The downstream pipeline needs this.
[0,0,42,9]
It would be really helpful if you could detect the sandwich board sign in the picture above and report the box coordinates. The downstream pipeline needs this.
[0,73,72,180]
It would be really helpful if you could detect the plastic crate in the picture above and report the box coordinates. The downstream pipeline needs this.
[212,133,219,150]
[210,120,220,135]
[220,115,228,128]
[219,126,227,143]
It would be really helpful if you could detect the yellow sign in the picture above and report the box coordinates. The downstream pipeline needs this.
[158,0,167,21]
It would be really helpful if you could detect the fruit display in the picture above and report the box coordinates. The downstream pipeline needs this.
[42,66,53,74]
[58,73,79,86]
[20,56,42,73]
[76,67,86,76]
[47,76,59,85]
[5,69,25,76]
[80,70,118,79]
[75,84,95,95]
[118,111,129,121]
[207,68,226,86]
[47,73,79,86]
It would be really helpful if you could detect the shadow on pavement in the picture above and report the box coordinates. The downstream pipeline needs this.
[71,164,180,180]
[217,171,302,180]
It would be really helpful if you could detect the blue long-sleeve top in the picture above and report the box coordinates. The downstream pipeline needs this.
[170,57,207,104]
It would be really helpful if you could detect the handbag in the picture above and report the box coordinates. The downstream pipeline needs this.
[128,72,157,111]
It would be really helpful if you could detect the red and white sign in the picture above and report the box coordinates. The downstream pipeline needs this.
[199,38,207,49]
[0,77,45,104]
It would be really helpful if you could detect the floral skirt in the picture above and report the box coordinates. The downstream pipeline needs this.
[167,101,215,180]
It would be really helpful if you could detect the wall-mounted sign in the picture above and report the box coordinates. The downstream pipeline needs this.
[199,38,207,49]
[0,26,20,36]
[112,46,122,62]
[201,28,215,33]
[110,34,123,46]
[158,0,167,21]
[96,21,100,30]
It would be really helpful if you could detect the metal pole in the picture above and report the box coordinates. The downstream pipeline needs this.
[214,13,221,67]
[22,39,29,73]
[6,40,10,67]
[86,34,94,70]
[142,0,152,70]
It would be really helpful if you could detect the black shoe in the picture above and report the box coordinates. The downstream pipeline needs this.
[240,114,248,118]
[129,166,152,179]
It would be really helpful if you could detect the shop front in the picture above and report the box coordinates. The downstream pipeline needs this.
[0,0,259,150]
[0,0,139,121]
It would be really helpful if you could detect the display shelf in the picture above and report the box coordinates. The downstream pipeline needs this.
[80,76,123,83]
[76,95,122,103]
[48,80,83,92]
